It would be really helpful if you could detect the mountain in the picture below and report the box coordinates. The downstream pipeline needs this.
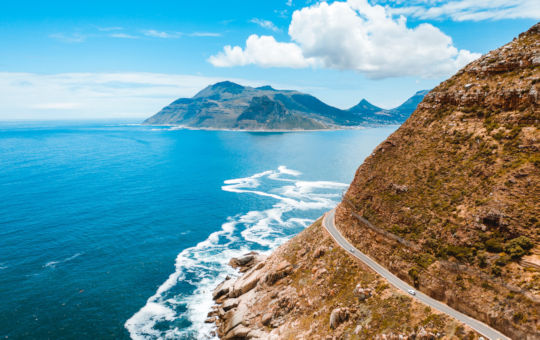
[210,23,539,339]
[346,90,430,124]
[143,81,427,130]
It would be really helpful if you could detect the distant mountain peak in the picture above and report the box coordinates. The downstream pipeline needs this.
[256,85,275,91]
[211,81,244,89]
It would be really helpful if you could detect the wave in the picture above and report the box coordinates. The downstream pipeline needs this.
[43,253,83,269]
[125,166,347,339]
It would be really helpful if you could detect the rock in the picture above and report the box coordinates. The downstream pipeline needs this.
[313,246,326,259]
[230,268,263,297]
[261,312,273,326]
[229,252,264,272]
[329,308,349,329]
[390,183,408,193]
[214,277,235,300]
[223,324,251,340]
[264,261,292,285]
[223,298,239,311]
[416,327,436,340]
[353,284,373,301]
[205,316,216,324]
[222,304,248,335]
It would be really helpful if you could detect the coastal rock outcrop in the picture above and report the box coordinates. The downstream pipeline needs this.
[211,220,478,339]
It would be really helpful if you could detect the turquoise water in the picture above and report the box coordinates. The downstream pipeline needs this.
[0,122,396,339]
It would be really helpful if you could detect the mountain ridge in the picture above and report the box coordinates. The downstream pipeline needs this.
[143,82,428,130]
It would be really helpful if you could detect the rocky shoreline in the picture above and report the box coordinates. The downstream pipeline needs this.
[208,219,477,339]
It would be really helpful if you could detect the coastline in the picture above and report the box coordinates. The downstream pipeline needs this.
[143,123,401,133]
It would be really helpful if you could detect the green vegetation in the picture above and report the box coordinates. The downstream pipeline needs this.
[505,236,534,259]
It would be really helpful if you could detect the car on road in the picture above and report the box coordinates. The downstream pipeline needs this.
[407,289,416,295]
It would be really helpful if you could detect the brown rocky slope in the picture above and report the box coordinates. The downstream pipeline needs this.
[339,23,539,339]
[211,23,539,339]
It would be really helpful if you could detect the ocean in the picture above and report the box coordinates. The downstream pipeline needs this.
[0,121,396,339]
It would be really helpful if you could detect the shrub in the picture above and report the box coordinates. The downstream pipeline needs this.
[485,238,504,253]
[504,236,534,259]
[446,245,474,262]
[495,254,511,266]
[408,267,420,287]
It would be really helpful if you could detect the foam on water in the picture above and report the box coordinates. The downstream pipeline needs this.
[43,253,83,269]
[125,166,347,339]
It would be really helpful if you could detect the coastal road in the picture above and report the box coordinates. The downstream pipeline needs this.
[323,208,510,340]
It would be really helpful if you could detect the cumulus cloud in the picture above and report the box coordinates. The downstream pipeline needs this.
[208,34,317,68]
[381,0,540,21]
[208,0,480,78]
[250,18,281,32]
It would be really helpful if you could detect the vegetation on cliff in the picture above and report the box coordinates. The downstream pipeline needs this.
[341,23,539,339]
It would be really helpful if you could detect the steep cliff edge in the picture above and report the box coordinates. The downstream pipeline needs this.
[339,23,539,339]
[211,23,539,339]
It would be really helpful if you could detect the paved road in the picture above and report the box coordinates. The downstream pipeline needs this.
[323,208,510,340]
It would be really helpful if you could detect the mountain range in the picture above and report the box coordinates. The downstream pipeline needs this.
[143,82,428,130]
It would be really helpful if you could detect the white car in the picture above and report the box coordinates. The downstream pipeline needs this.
[407,289,416,295]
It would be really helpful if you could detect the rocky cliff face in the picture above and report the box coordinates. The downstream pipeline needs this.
[143,82,426,130]
[339,23,539,339]
[210,23,539,339]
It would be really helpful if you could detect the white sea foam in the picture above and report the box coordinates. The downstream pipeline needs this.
[125,166,347,339]
[43,252,83,269]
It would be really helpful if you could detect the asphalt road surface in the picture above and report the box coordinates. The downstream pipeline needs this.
[323,208,510,340]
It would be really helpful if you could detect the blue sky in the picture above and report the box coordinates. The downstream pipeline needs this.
[0,0,538,120]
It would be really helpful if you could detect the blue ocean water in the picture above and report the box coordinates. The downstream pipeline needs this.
[0,121,396,339]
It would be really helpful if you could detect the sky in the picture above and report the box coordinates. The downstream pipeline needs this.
[0,0,538,120]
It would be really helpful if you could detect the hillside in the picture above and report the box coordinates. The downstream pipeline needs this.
[210,23,539,339]
[339,22,539,339]
[143,82,426,130]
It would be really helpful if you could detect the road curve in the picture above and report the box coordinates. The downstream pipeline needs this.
[323,208,510,340]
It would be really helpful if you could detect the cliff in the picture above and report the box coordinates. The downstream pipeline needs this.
[211,23,539,339]
[143,82,426,130]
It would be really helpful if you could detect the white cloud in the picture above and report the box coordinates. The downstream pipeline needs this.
[250,18,281,32]
[142,30,182,38]
[208,0,480,78]
[109,33,139,39]
[188,32,222,37]
[0,73,285,120]
[381,0,540,21]
[49,33,87,43]
[208,34,317,68]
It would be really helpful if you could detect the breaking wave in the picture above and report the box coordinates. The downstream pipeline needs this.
[125,166,347,339]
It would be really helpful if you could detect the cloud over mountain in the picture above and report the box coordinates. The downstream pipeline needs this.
[209,0,480,79]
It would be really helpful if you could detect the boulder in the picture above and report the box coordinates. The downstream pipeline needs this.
[353,284,373,302]
[230,268,263,297]
[264,261,292,285]
[261,312,273,326]
[329,308,349,329]
[214,277,235,300]
[223,298,239,311]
